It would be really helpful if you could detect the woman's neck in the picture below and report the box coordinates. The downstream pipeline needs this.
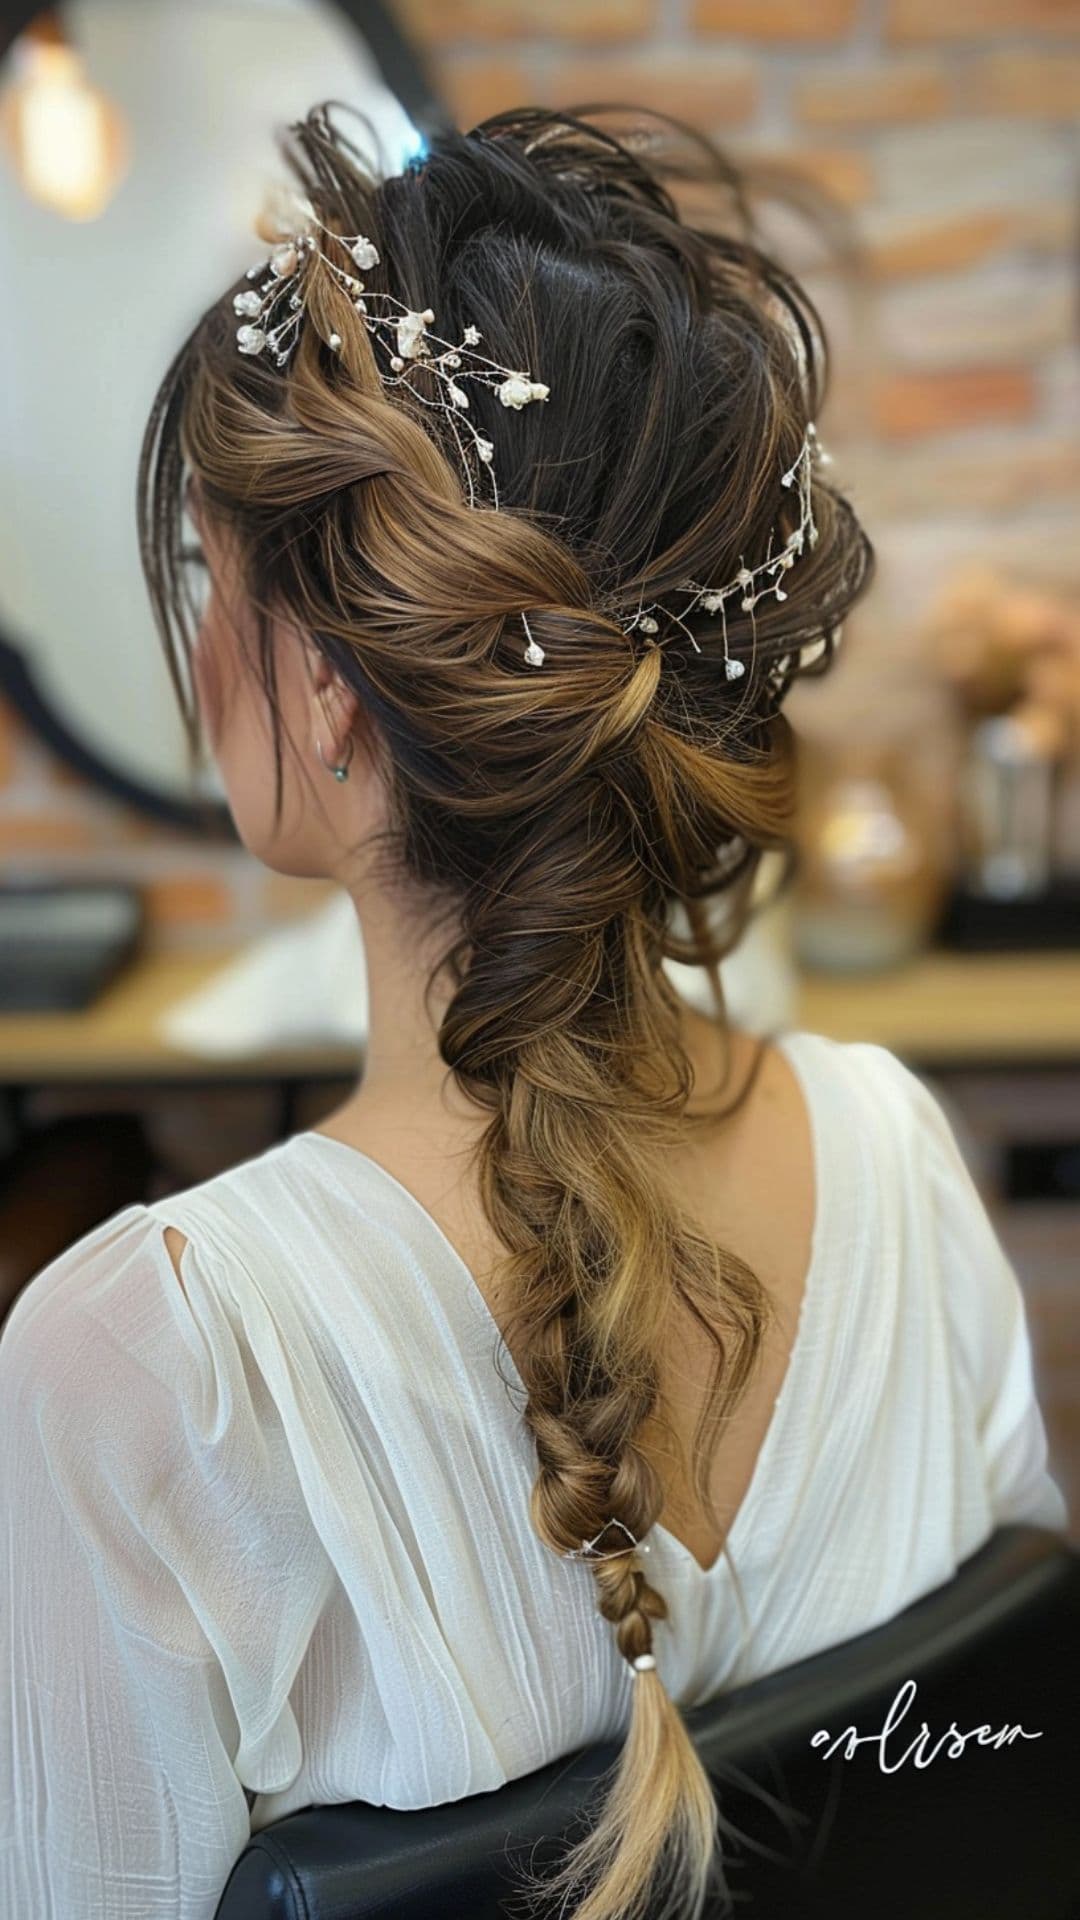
[326,884,756,1146]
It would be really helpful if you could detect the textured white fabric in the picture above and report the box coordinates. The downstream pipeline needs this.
[0,1028,1068,1918]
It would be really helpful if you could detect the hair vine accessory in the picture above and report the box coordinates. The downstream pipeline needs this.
[561,1524,658,1675]
[234,192,549,512]
[562,1518,651,1563]
[614,422,831,684]
[517,423,828,678]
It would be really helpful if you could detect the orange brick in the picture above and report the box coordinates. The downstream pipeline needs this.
[437,57,535,128]
[969,50,1080,116]
[867,209,1015,280]
[693,0,859,36]
[1020,202,1078,252]
[544,51,759,127]
[671,174,734,229]
[143,873,235,927]
[888,0,1080,41]
[872,367,1035,441]
[0,812,97,855]
[873,118,1070,211]
[398,0,654,44]
[753,145,875,207]
[796,58,949,126]
[867,205,1076,280]
[882,267,1074,367]
[869,437,1080,516]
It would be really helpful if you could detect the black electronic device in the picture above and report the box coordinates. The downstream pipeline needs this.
[0,881,142,1012]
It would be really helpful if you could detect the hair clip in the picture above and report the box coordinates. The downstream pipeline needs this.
[234,195,549,509]
[563,1518,650,1562]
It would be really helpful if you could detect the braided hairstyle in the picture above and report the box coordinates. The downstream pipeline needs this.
[139,101,873,1920]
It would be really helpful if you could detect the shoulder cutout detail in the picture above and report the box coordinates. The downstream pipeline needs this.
[162,1224,189,1299]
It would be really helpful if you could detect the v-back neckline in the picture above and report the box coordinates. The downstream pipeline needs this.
[289,1027,827,1579]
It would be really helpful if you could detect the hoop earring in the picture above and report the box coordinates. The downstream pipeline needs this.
[316,733,353,782]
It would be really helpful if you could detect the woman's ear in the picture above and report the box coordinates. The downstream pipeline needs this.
[309,651,360,754]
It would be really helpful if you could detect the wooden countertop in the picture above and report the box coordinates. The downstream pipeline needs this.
[795,949,1080,1063]
[0,949,362,1082]
[1,944,1078,1083]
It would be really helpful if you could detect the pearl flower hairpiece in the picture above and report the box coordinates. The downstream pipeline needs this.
[234,194,549,512]
[232,191,826,679]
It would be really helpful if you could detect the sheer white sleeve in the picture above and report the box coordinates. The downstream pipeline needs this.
[868,1047,1069,1536]
[0,1202,336,1919]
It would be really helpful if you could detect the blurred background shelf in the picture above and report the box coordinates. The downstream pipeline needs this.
[1,943,1079,1087]
[795,948,1080,1065]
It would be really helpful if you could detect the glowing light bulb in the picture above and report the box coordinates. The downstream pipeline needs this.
[1,24,129,222]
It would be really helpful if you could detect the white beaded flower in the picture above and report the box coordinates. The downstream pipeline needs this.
[498,375,551,409]
[395,308,434,360]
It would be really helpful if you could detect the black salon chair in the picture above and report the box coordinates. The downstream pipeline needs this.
[214,1524,1080,1920]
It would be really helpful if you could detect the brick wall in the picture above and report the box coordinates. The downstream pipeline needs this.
[1,0,1077,943]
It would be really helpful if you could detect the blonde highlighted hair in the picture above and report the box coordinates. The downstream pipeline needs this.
[139,101,873,1920]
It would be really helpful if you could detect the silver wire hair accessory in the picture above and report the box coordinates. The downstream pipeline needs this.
[615,421,832,684]
[234,195,549,517]
[562,1525,658,1674]
[519,423,829,676]
[562,1518,651,1562]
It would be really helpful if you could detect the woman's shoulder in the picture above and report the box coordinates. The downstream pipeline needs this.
[2,1201,168,1377]
[0,1139,292,1394]
[769,1024,967,1146]
[0,1160,312,1512]
[766,1025,993,1271]
[770,1021,928,1091]
[0,1184,341,1679]
[776,1029,1034,1377]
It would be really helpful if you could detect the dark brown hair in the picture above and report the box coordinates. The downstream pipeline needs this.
[139,101,873,1920]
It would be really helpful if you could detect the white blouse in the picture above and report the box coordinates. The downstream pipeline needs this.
[0,1028,1068,1919]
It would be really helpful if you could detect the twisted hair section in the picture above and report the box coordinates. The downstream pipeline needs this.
[139,99,874,1920]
